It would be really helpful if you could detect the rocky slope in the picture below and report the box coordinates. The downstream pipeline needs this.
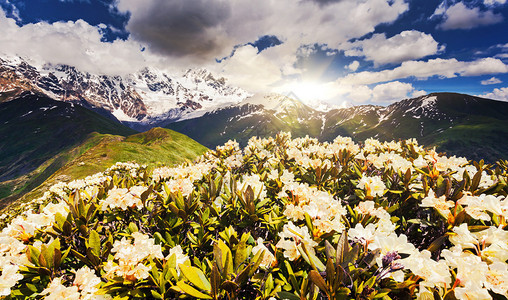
[0,56,250,129]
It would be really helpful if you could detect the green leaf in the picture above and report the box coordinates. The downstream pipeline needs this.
[128,222,139,233]
[179,264,211,292]
[27,245,40,263]
[471,170,482,192]
[298,244,326,272]
[150,290,163,299]
[176,281,212,299]
[211,263,220,299]
[309,270,328,295]
[304,213,314,234]
[217,240,233,275]
[427,235,448,253]
[336,230,347,267]
[277,291,301,300]
[234,240,248,269]
[41,241,59,270]
[88,230,101,257]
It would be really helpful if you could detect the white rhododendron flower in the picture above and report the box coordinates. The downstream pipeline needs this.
[449,224,478,249]
[73,266,102,296]
[167,245,190,273]
[420,189,454,218]
[252,238,276,268]
[357,176,386,197]
[100,186,148,210]
[454,284,492,300]
[238,174,267,200]
[0,264,23,296]
[400,250,451,288]
[276,222,317,261]
[41,277,81,299]
[105,233,163,281]
[348,223,377,245]
[484,261,508,296]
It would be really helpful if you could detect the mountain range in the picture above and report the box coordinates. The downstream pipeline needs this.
[167,92,508,162]
[0,56,250,130]
[1,56,508,209]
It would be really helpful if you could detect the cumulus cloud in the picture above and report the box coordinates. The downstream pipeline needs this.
[213,44,293,93]
[479,87,508,101]
[434,2,503,30]
[116,0,409,62]
[481,77,502,85]
[371,81,420,103]
[330,81,425,104]
[341,57,508,85]
[346,61,360,72]
[483,0,507,6]
[344,30,444,66]
[0,9,170,75]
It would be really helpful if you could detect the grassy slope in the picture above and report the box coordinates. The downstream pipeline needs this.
[0,93,137,203]
[1,128,207,212]
[0,93,136,181]
[0,133,105,203]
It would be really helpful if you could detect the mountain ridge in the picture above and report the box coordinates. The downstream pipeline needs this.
[0,56,250,129]
[167,92,508,162]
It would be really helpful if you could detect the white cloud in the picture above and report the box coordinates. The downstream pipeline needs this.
[116,0,409,62]
[331,81,425,104]
[434,2,503,30]
[371,81,415,103]
[0,9,169,75]
[341,57,508,85]
[371,81,426,104]
[0,0,411,93]
[412,89,428,98]
[346,61,360,72]
[347,85,373,103]
[481,77,502,85]
[479,87,508,101]
[344,30,444,66]
[483,0,507,6]
[213,44,292,93]
[0,0,20,21]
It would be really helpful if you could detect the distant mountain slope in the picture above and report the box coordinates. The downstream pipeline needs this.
[167,92,508,161]
[167,94,323,148]
[0,92,136,181]
[0,127,208,211]
[349,93,508,162]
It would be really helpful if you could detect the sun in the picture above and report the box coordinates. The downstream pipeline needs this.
[280,80,338,107]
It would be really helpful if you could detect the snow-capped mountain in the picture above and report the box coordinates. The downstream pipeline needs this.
[0,56,250,129]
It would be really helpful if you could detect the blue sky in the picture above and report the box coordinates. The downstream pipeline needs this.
[1,0,508,107]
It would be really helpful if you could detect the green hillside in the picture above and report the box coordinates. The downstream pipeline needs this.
[0,92,207,209]
[1,127,208,212]
[0,92,136,181]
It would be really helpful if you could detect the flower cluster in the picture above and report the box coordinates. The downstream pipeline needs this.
[0,132,507,299]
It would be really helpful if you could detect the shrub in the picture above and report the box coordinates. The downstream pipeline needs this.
[0,133,507,299]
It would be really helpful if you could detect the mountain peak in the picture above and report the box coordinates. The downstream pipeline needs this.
[0,56,250,128]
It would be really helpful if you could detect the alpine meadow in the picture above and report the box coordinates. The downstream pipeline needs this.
[1,0,508,299]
